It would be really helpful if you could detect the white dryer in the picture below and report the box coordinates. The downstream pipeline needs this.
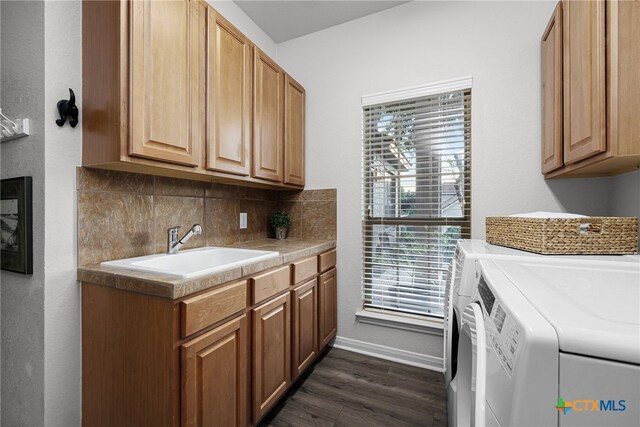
[454,257,640,426]
[444,240,639,426]
[444,241,638,384]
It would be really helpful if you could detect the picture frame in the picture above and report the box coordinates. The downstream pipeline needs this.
[1,176,33,274]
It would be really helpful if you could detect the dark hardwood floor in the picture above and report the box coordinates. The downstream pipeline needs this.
[260,347,447,427]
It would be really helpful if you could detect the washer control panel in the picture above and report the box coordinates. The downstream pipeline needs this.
[477,276,522,376]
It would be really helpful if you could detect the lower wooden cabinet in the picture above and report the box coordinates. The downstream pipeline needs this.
[251,293,291,423]
[82,250,337,427]
[291,279,318,379]
[182,315,248,427]
[81,283,181,427]
[318,268,337,349]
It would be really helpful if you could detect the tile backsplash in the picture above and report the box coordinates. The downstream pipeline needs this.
[77,168,337,266]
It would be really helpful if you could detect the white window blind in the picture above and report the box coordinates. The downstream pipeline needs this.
[362,83,471,318]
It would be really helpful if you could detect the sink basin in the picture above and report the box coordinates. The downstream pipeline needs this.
[101,247,280,279]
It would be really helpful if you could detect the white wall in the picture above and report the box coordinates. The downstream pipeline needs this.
[43,1,83,425]
[208,0,277,57]
[276,0,612,360]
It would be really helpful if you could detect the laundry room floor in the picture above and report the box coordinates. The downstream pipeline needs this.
[260,347,447,427]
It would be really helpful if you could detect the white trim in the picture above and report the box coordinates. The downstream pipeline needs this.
[356,310,444,336]
[362,75,473,106]
[332,336,445,372]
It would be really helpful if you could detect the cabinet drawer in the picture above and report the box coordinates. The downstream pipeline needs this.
[318,250,336,273]
[292,256,318,284]
[251,265,291,304]
[181,280,247,337]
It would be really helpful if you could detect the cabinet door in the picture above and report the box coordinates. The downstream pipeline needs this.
[253,48,284,182]
[541,2,563,174]
[182,314,248,427]
[563,0,606,164]
[283,75,305,186]
[206,9,252,175]
[291,279,318,379]
[607,0,640,159]
[130,0,205,166]
[318,268,337,349]
[252,293,290,423]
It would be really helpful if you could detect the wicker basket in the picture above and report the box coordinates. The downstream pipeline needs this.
[486,216,638,255]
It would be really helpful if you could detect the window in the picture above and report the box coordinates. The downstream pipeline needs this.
[362,78,471,319]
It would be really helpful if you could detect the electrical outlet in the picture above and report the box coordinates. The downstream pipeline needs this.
[239,212,247,229]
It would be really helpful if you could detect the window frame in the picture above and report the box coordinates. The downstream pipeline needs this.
[361,77,472,320]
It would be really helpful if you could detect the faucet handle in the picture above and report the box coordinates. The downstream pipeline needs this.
[167,225,182,253]
[168,225,182,239]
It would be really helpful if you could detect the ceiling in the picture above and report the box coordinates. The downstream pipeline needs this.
[234,1,412,43]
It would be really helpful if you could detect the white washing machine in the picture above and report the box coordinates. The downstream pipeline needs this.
[453,257,640,426]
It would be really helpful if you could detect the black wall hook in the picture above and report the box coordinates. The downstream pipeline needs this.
[56,88,79,128]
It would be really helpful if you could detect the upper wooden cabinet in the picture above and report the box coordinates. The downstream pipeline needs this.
[284,75,306,186]
[252,48,285,182]
[562,0,606,164]
[542,0,640,178]
[129,0,205,167]
[541,2,563,174]
[206,10,252,176]
[83,0,305,188]
[606,0,640,168]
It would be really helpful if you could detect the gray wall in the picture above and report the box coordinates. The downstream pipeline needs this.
[1,1,46,425]
[275,0,612,361]
[610,171,640,216]
[610,171,640,246]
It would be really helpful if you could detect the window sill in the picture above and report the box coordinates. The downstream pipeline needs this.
[355,309,444,336]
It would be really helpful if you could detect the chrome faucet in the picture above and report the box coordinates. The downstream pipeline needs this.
[167,224,202,254]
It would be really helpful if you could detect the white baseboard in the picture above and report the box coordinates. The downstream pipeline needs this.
[331,335,444,372]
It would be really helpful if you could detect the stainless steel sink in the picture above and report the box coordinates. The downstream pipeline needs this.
[101,247,280,279]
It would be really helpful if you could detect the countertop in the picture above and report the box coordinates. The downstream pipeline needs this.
[77,238,336,299]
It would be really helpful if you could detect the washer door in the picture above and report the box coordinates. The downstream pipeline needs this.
[455,303,487,427]
[444,253,461,385]
[444,270,455,384]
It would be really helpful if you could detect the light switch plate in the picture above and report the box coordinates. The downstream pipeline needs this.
[239,212,247,229]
